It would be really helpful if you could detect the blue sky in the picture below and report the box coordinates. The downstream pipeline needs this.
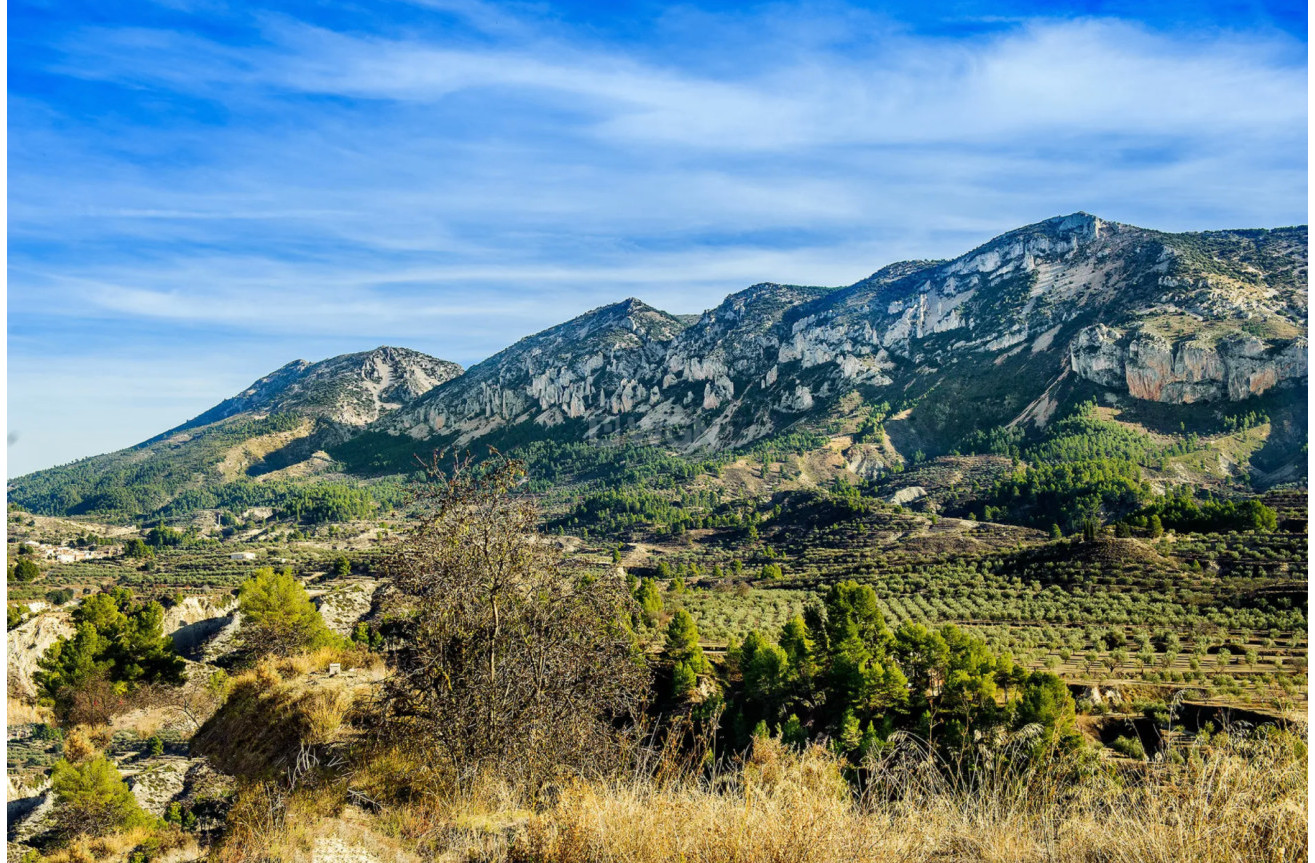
[7,0,1308,477]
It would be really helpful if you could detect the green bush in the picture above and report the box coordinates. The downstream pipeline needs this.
[36,587,185,718]
[1110,734,1146,759]
[50,755,150,836]
[10,558,40,582]
[8,604,29,630]
[237,567,336,656]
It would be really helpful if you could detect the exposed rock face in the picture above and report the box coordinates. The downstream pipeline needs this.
[1070,325,1308,403]
[379,214,1306,455]
[388,298,689,447]
[313,581,381,636]
[170,346,464,434]
[127,757,192,816]
[7,610,74,701]
[164,595,241,659]
[8,789,54,843]
[13,214,1307,511]
[888,486,928,506]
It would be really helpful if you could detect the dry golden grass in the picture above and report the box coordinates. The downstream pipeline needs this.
[274,643,384,677]
[7,698,55,726]
[302,688,350,745]
[510,731,1307,863]
[36,824,195,863]
[196,714,1306,863]
[185,650,1305,863]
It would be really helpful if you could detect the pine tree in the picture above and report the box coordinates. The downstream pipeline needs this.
[635,578,663,625]
[781,713,807,748]
[671,660,697,698]
[237,567,335,656]
[50,756,149,837]
[664,609,708,673]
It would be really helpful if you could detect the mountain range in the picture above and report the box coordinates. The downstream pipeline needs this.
[10,213,1307,519]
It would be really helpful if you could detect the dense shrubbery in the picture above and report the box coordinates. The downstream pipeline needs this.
[1125,492,1278,534]
[9,414,306,517]
[49,755,152,838]
[275,484,375,524]
[980,458,1145,532]
[550,487,764,538]
[706,580,1079,762]
[36,587,186,720]
[10,557,41,582]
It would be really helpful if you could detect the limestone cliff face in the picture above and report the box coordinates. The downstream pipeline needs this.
[389,299,687,446]
[377,214,1307,454]
[169,346,463,434]
[1070,324,1308,403]
[7,610,74,701]
[11,216,1307,518]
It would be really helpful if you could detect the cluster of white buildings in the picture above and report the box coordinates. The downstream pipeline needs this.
[30,542,113,564]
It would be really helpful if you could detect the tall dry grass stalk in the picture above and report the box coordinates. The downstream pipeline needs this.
[205,690,1304,863]
[510,727,1307,863]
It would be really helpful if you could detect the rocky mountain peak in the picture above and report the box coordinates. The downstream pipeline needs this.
[376,213,1306,459]
[167,347,463,435]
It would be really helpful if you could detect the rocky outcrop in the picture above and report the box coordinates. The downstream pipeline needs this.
[887,486,928,506]
[1070,324,1307,403]
[168,346,463,434]
[128,757,192,816]
[15,214,1307,505]
[388,298,689,447]
[7,610,74,701]
[313,581,381,636]
[8,789,54,844]
[378,213,1160,451]
[165,595,241,659]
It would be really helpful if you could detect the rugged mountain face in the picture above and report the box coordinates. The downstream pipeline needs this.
[374,214,1308,458]
[1070,325,1307,403]
[11,214,1307,518]
[8,347,462,516]
[386,299,689,446]
[168,346,463,435]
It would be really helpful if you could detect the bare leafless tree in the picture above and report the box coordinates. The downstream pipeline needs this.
[373,452,649,791]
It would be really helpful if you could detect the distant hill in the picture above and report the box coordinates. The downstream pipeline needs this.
[165,345,462,435]
[8,347,461,518]
[10,214,1307,521]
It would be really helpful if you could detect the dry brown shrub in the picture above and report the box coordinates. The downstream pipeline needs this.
[65,676,130,727]
[38,824,193,863]
[373,453,649,794]
[301,689,349,745]
[87,724,116,749]
[62,725,99,763]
